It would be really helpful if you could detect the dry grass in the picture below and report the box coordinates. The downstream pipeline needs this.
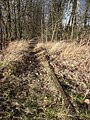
[0,40,90,120]
[45,41,90,84]
[3,40,30,63]
[0,40,73,120]
[44,41,90,59]
[45,41,90,119]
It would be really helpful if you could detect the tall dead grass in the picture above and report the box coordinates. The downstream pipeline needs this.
[43,41,90,59]
[4,40,30,62]
[2,40,90,64]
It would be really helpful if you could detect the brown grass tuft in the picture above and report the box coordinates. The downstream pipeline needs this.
[4,40,30,62]
[44,41,90,59]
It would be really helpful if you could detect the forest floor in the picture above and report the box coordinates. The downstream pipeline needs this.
[0,40,90,120]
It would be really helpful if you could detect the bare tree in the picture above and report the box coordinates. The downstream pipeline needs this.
[0,0,90,45]
[0,4,3,50]
[84,0,90,28]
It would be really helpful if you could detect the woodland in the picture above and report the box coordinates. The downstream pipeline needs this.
[0,0,90,120]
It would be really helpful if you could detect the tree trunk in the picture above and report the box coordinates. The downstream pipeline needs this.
[84,0,90,28]
[7,0,12,41]
[17,0,22,39]
[0,5,3,50]
[70,0,77,40]
[14,0,17,39]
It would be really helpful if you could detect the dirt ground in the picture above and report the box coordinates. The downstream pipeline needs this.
[0,40,90,120]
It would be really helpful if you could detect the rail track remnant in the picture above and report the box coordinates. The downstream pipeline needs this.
[30,38,80,120]
[0,38,81,120]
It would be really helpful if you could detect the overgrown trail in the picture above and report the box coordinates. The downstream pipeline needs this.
[0,39,42,119]
[0,39,84,120]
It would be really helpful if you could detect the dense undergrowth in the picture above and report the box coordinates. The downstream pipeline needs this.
[0,40,90,120]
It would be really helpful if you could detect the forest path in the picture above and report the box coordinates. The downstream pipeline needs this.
[25,38,80,120]
[0,39,80,120]
[0,39,60,120]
